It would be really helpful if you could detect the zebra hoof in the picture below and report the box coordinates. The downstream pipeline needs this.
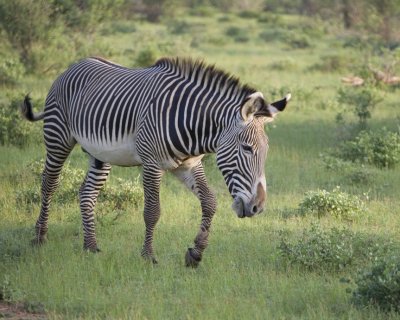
[31,236,47,247]
[142,254,158,265]
[84,246,101,253]
[185,248,201,268]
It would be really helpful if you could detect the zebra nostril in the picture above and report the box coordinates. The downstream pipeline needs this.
[252,205,258,214]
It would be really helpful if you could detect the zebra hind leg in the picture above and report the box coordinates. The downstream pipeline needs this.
[172,161,217,268]
[79,158,111,252]
[32,151,73,246]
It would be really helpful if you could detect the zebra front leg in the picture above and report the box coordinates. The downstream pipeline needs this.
[79,158,111,252]
[32,152,72,246]
[173,161,217,268]
[141,165,163,264]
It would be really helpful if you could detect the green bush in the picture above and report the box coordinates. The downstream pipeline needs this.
[225,26,244,38]
[52,0,125,32]
[320,154,376,185]
[16,159,143,212]
[237,10,260,19]
[287,33,312,49]
[0,56,25,86]
[0,96,42,147]
[0,0,55,69]
[337,128,400,169]
[134,48,157,67]
[99,177,143,211]
[299,187,365,220]
[268,59,298,71]
[167,20,191,35]
[259,29,289,42]
[279,224,355,271]
[309,54,354,73]
[279,225,395,273]
[257,13,282,24]
[352,256,400,312]
[337,86,383,127]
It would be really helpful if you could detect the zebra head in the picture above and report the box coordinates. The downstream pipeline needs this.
[217,92,290,218]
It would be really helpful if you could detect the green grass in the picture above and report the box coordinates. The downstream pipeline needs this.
[1,10,400,320]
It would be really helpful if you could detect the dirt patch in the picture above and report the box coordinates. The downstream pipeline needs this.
[0,302,46,319]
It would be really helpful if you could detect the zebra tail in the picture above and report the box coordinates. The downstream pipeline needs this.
[21,94,44,122]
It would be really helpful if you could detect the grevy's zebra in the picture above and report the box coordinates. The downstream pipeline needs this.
[22,57,290,267]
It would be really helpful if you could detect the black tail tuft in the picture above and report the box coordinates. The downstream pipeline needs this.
[21,94,44,122]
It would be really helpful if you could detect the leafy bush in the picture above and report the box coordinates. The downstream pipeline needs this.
[287,33,312,49]
[257,13,282,24]
[268,58,298,71]
[279,225,397,273]
[337,128,400,169]
[52,0,125,31]
[337,86,382,127]
[134,48,157,67]
[99,177,143,211]
[0,96,42,147]
[237,10,260,19]
[259,29,312,48]
[279,224,355,271]
[352,256,400,312]
[167,20,191,35]
[320,154,376,185]
[16,159,143,212]
[259,29,289,43]
[299,187,365,220]
[309,54,354,73]
[0,0,55,69]
[0,56,25,86]
[225,26,244,38]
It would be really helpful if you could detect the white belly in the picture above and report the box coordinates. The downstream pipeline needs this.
[77,135,142,166]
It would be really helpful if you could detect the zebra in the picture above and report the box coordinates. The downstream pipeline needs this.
[21,57,290,267]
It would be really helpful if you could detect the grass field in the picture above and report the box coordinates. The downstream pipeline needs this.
[1,9,400,319]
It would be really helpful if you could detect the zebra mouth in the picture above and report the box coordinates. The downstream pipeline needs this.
[232,197,246,218]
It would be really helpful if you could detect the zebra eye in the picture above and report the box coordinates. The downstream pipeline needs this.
[242,144,253,154]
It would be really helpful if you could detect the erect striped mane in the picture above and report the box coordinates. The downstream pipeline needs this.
[154,57,256,99]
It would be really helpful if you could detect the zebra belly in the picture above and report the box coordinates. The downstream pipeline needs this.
[77,136,142,166]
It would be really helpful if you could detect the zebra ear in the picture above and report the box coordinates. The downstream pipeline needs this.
[254,93,291,121]
[240,92,265,122]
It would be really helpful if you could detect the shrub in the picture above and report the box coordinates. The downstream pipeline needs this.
[237,10,260,19]
[0,95,42,147]
[0,0,55,69]
[0,56,25,86]
[337,128,400,169]
[287,33,312,49]
[259,29,289,43]
[257,13,282,24]
[337,86,383,127]
[309,54,354,73]
[167,20,191,35]
[268,59,298,71]
[320,154,376,185]
[225,26,244,38]
[16,159,143,212]
[299,187,365,220]
[233,35,250,43]
[278,224,355,271]
[134,48,157,67]
[99,177,143,211]
[352,256,400,312]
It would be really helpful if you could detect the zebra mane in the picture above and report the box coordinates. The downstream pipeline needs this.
[154,57,257,99]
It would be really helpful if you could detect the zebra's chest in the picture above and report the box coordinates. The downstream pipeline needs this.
[77,134,142,166]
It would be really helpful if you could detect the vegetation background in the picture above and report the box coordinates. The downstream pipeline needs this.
[0,0,400,318]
